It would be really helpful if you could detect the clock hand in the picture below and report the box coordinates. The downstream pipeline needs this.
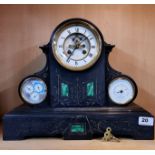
[66,46,77,62]
[66,35,89,62]
[66,34,83,62]
[117,90,123,93]
[79,35,88,46]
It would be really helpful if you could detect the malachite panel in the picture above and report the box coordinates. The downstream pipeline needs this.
[71,124,85,133]
[61,83,69,97]
[86,82,94,97]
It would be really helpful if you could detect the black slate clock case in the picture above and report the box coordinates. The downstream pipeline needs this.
[3,18,154,140]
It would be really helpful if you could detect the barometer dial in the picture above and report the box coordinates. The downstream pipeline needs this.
[19,77,47,104]
[52,19,102,71]
[108,76,137,105]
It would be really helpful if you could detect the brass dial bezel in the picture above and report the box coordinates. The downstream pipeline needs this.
[52,19,103,71]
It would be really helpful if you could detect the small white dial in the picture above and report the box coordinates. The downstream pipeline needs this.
[108,77,136,105]
[20,77,47,104]
[52,19,102,71]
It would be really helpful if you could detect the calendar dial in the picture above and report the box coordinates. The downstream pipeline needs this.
[19,77,47,105]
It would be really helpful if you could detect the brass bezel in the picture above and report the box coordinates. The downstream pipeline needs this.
[52,19,103,71]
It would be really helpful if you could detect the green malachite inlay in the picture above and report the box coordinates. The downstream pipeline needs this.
[61,83,69,97]
[87,82,94,96]
[71,124,85,133]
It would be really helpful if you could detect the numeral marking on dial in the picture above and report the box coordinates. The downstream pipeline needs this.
[75,27,79,33]
[84,29,86,34]
[89,37,94,40]
[91,45,96,49]
[67,30,71,34]
[87,35,94,40]
[59,45,63,48]
[75,61,78,66]
[66,59,70,63]
[89,53,93,57]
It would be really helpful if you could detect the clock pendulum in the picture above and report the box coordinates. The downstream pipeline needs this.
[3,18,154,140]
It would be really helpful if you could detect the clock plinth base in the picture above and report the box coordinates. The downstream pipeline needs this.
[3,104,154,140]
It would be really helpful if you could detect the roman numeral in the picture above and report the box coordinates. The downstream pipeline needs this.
[59,45,63,48]
[75,27,79,33]
[75,61,78,66]
[89,53,93,57]
[91,45,95,49]
[66,59,70,63]
[89,37,94,40]
[67,30,71,34]
[87,35,94,40]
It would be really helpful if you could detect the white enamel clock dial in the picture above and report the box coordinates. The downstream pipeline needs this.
[108,77,136,105]
[20,77,47,104]
[52,20,102,71]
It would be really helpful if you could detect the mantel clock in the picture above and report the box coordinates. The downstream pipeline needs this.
[3,18,154,140]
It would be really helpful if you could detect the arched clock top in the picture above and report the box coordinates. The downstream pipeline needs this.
[49,18,105,44]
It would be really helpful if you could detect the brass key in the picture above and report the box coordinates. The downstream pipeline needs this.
[102,127,120,142]
[111,135,120,142]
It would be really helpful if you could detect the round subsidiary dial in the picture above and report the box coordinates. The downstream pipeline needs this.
[30,92,40,101]
[52,19,102,71]
[24,84,33,94]
[108,77,136,105]
[34,82,44,93]
[20,77,47,104]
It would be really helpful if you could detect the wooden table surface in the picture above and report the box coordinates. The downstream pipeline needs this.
[0,129,155,150]
[1,137,155,150]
